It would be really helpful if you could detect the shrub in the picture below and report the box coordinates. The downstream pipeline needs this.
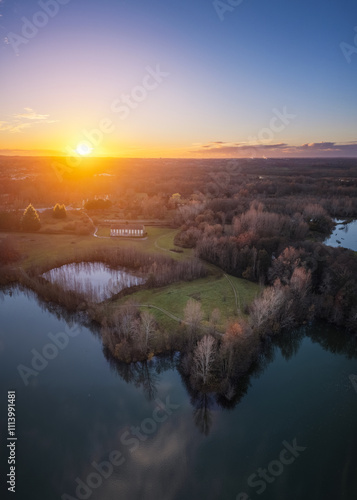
[21,204,41,232]
[53,204,67,219]
[84,199,112,210]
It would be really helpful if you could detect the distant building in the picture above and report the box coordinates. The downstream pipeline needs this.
[110,223,146,237]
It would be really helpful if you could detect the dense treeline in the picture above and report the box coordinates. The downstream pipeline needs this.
[1,157,357,219]
[176,199,357,331]
[84,198,112,210]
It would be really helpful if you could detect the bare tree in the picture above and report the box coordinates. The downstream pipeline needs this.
[139,310,156,349]
[290,266,311,299]
[112,300,139,340]
[249,283,293,335]
[192,335,216,384]
[208,308,221,334]
[184,298,204,336]
[177,202,204,224]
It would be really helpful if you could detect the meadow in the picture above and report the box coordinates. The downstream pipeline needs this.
[1,222,260,334]
[106,273,261,331]
[6,225,190,270]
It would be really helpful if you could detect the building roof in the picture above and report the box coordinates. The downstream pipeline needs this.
[111,224,145,230]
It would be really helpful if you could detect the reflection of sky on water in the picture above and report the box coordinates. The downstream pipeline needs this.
[43,262,144,302]
[0,290,357,500]
[324,220,357,252]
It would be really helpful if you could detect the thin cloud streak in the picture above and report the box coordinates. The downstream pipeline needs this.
[0,148,62,156]
[190,141,357,158]
[14,108,51,121]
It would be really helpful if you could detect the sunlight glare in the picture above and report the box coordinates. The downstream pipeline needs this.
[76,142,93,156]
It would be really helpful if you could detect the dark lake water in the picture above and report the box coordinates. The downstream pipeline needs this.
[42,262,144,302]
[0,289,357,500]
[324,220,357,251]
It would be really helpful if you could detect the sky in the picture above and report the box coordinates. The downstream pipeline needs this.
[0,0,356,158]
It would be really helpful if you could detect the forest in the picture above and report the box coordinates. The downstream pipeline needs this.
[0,156,356,396]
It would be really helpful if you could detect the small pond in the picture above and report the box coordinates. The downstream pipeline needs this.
[42,262,144,302]
[324,219,357,251]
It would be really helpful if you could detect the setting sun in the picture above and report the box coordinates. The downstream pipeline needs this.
[76,142,93,156]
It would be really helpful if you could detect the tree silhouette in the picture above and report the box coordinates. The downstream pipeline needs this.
[53,203,67,219]
[21,204,41,232]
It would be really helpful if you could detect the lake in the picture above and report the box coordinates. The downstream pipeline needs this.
[0,288,356,500]
[324,220,357,252]
[42,262,144,302]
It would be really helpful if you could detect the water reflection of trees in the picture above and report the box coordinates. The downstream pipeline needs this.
[307,322,357,358]
[0,284,98,334]
[42,262,143,302]
[5,285,356,437]
[269,326,306,361]
[101,322,357,437]
[192,393,215,436]
[103,348,178,401]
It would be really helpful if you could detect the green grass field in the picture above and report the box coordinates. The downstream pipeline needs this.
[2,225,261,330]
[107,273,261,331]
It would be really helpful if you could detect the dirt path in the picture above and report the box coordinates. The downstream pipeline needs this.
[139,304,184,323]
[139,304,221,335]
[223,273,241,314]
[154,230,177,252]
[82,212,105,238]
[108,302,221,335]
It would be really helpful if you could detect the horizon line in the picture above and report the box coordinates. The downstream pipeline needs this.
[1,155,357,160]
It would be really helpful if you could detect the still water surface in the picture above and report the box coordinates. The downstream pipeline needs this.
[324,220,357,251]
[42,262,144,302]
[0,289,356,500]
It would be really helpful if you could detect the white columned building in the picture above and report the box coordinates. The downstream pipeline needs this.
[110,224,146,238]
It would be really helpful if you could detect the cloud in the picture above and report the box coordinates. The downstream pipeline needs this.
[299,142,336,150]
[14,108,50,121]
[0,108,57,133]
[190,141,357,158]
[5,123,32,133]
[0,149,62,156]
